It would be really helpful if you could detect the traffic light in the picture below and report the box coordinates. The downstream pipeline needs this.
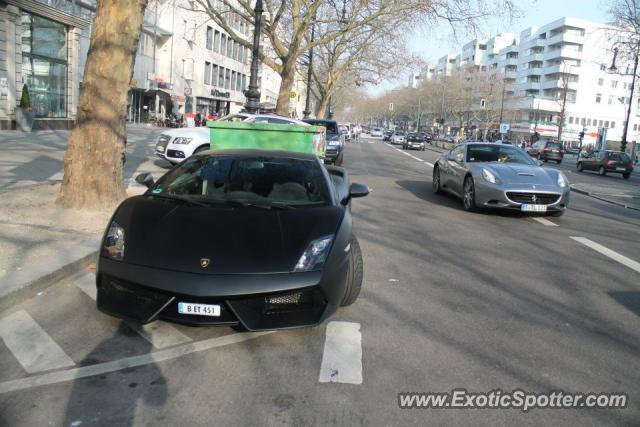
[579,131,585,141]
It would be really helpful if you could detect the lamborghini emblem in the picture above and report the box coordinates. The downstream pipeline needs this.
[200,258,210,268]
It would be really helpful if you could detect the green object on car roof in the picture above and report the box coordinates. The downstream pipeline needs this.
[207,120,326,158]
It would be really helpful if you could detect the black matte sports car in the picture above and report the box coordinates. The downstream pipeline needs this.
[96,149,369,331]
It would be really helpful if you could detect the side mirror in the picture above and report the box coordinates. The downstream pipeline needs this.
[341,182,370,205]
[135,172,155,189]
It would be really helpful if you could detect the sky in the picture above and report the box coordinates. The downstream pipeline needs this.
[368,0,610,95]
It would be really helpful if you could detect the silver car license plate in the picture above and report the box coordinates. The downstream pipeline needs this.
[521,204,547,212]
[616,167,625,171]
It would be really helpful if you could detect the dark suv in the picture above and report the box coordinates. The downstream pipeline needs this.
[527,141,564,163]
[303,119,344,165]
[577,150,635,179]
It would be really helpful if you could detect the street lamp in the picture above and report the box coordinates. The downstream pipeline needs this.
[609,45,639,153]
[302,17,316,118]
[243,0,263,114]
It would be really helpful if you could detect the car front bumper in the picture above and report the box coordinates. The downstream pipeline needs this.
[405,142,425,149]
[474,181,570,212]
[96,257,348,330]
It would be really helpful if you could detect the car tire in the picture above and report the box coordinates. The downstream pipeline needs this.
[433,166,444,194]
[462,176,478,212]
[623,172,631,179]
[577,162,583,172]
[598,166,606,176]
[341,236,363,307]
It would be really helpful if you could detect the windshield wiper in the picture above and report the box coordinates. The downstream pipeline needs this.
[146,193,210,207]
[226,200,296,210]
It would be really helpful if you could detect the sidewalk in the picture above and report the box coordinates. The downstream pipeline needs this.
[571,182,640,211]
[0,126,169,307]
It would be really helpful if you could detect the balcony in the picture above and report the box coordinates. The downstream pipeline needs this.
[526,53,545,62]
[546,31,584,46]
[544,47,582,61]
[521,82,542,91]
[524,67,543,76]
[504,57,518,66]
[541,80,578,91]
[503,71,518,80]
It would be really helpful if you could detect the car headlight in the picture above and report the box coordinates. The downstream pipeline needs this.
[557,172,568,188]
[482,168,499,184]
[103,221,125,261]
[173,137,193,145]
[293,235,333,272]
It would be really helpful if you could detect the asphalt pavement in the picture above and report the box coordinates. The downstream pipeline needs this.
[0,135,639,426]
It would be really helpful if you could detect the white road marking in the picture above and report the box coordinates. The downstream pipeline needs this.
[531,217,559,227]
[75,273,191,349]
[367,140,374,144]
[0,310,75,374]
[383,143,434,167]
[0,331,273,394]
[424,161,434,168]
[570,237,640,273]
[318,321,362,385]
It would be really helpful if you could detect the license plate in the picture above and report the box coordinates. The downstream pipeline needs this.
[521,204,547,212]
[178,302,221,317]
[616,167,625,171]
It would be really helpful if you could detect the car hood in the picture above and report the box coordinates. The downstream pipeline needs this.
[160,127,209,139]
[112,196,343,274]
[481,163,556,185]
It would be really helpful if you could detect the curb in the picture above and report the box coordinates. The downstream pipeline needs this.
[0,239,99,312]
[570,185,640,212]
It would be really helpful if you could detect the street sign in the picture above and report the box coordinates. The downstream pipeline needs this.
[500,123,510,134]
[389,103,394,112]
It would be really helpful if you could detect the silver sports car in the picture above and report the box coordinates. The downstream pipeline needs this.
[433,143,570,216]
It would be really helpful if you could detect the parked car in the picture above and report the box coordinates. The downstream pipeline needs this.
[526,140,564,164]
[391,131,406,145]
[382,130,393,142]
[303,119,344,165]
[576,150,635,179]
[98,149,369,330]
[417,132,432,143]
[403,133,426,151]
[370,127,384,137]
[433,143,570,216]
[155,113,309,164]
[339,124,351,141]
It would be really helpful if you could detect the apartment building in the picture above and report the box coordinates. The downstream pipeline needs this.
[429,17,638,145]
[1,0,282,129]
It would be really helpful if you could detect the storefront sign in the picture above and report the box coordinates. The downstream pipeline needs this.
[211,89,230,98]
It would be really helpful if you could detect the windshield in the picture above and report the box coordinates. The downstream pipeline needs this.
[151,155,332,207]
[467,145,535,165]
[546,142,562,150]
[304,120,339,133]
[217,114,249,122]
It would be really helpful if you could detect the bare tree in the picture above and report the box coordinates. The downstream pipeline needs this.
[58,0,148,209]
[188,0,517,115]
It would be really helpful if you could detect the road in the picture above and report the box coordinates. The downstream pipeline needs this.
[1,135,639,426]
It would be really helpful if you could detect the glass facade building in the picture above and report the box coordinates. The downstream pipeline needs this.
[21,12,68,118]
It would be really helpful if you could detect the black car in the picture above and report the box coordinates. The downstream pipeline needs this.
[303,119,344,165]
[383,130,393,142]
[577,150,635,179]
[403,133,426,151]
[527,140,564,164]
[97,149,369,331]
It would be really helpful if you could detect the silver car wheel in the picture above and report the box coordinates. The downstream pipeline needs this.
[463,178,476,212]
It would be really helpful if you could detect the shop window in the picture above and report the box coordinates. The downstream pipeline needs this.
[21,12,68,118]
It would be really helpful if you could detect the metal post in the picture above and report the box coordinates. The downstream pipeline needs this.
[621,49,639,153]
[327,95,333,119]
[303,20,315,118]
[244,0,263,114]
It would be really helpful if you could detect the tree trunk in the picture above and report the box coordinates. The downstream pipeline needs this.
[275,58,297,116]
[57,0,148,209]
[315,93,331,119]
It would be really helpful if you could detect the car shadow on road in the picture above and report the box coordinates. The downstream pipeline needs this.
[395,179,543,219]
[63,322,168,427]
[608,292,640,317]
